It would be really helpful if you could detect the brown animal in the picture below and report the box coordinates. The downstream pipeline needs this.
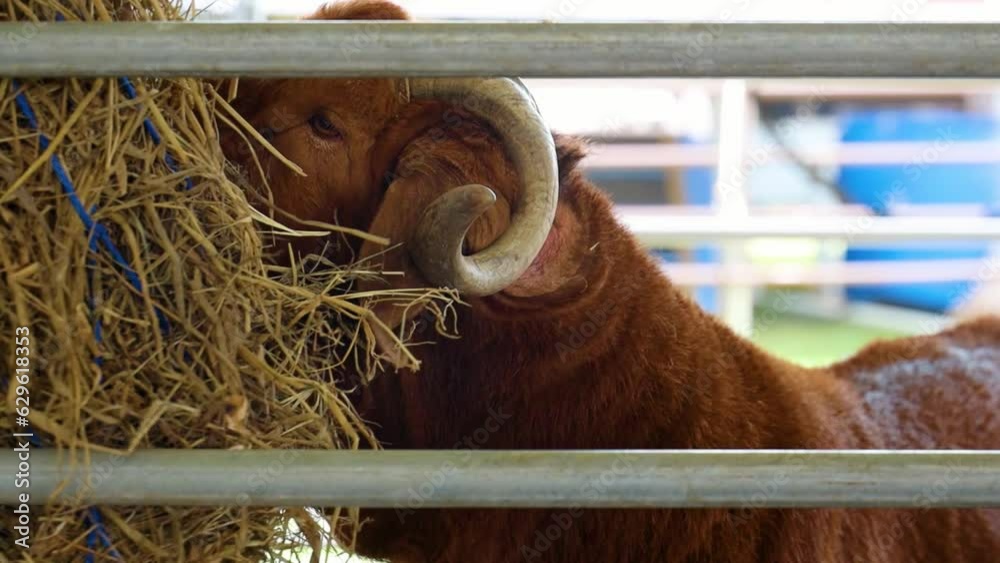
[222,2,1000,561]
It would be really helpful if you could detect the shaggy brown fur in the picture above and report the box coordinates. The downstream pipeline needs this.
[223,2,1000,561]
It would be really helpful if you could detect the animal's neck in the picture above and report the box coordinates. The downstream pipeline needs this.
[398,196,859,452]
[500,260,813,449]
[350,170,878,563]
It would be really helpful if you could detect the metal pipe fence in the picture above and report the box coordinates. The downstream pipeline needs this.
[584,141,1000,169]
[3,18,1000,511]
[659,259,991,287]
[1,22,1000,77]
[622,215,1000,246]
[2,450,999,508]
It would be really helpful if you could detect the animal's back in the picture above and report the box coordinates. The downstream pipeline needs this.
[835,316,1000,450]
[831,316,1000,562]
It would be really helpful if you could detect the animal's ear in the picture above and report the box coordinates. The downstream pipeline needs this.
[500,135,598,304]
[553,133,589,183]
[307,0,410,21]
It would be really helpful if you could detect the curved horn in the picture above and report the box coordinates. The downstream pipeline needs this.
[407,78,559,296]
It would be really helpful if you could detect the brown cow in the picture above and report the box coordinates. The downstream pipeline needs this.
[222,2,1000,561]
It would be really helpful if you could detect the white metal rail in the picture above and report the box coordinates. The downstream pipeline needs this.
[659,259,989,287]
[1,22,1000,77]
[2,450,999,508]
[525,78,1000,100]
[584,141,1000,168]
[621,215,1000,246]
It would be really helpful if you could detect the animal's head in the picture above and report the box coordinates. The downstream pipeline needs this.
[220,1,415,262]
[224,1,602,366]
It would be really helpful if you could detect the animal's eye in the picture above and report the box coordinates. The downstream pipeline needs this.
[308,114,342,140]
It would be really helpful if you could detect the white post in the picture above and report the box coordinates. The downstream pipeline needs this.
[714,80,755,335]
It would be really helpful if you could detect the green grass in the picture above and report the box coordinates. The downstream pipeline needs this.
[751,310,904,367]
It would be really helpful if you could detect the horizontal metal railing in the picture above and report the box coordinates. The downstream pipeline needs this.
[3,20,999,512]
[2,450,999,508]
[619,215,1000,246]
[1,22,1000,77]
[659,259,991,287]
[584,141,1000,169]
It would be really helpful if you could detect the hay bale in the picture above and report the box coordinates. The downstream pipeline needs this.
[0,1,456,560]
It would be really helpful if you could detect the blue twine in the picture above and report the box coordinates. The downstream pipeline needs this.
[8,75,193,562]
[85,517,97,563]
[117,77,193,190]
[12,80,170,335]
[86,206,105,368]
[83,507,122,561]
[11,19,194,562]
[10,80,127,562]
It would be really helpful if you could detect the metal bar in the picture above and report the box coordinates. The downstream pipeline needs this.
[2,22,1000,77]
[750,80,1000,100]
[584,141,1000,169]
[616,204,988,217]
[524,78,1000,99]
[3,449,999,508]
[660,259,988,287]
[621,215,1000,246]
[714,79,755,335]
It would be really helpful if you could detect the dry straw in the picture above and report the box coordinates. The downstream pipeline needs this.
[0,0,457,560]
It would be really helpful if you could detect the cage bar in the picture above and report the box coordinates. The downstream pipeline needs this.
[623,215,1000,246]
[2,449,999,508]
[1,22,1000,78]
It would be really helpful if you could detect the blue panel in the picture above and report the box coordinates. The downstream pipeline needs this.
[681,145,720,314]
[837,109,1000,312]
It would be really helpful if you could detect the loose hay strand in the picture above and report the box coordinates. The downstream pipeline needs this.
[0,1,458,561]
[209,87,305,177]
[2,78,104,202]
